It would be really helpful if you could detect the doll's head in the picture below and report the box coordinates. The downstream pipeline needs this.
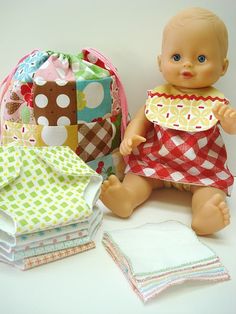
[158,7,229,91]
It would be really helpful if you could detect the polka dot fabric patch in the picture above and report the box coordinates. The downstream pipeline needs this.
[33,80,77,126]
[76,76,113,123]
[0,49,128,180]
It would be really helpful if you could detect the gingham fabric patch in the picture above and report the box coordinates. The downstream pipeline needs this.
[126,124,234,194]
[77,118,114,162]
[0,145,101,235]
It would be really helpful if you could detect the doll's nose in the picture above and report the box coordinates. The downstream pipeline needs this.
[183,60,193,68]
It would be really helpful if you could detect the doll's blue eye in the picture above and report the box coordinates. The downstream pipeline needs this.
[172,54,181,61]
[198,55,206,63]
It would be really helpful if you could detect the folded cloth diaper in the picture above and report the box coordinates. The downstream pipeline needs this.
[0,206,102,251]
[0,145,103,269]
[1,241,96,270]
[103,221,230,302]
[0,144,102,236]
[0,206,102,261]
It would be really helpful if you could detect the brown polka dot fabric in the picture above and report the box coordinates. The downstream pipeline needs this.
[33,81,77,126]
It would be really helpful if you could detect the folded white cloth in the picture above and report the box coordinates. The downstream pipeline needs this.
[0,206,102,261]
[0,206,102,250]
[103,221,230,302]
[1,242,96,271]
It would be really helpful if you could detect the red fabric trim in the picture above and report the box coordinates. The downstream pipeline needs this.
[148,91,228,103]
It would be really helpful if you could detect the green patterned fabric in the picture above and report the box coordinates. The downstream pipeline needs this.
[70,54,110,80]
[0,145,102,236]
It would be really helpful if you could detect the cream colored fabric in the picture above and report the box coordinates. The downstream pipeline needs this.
[145,84,228,132]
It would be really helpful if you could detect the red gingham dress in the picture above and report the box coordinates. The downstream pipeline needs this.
[126,110,234,196]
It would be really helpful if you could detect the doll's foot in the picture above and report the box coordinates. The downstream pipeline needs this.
[191,194,230,235]
[100,175,135,218]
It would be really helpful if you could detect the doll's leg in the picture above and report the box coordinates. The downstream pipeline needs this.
[190,186,230,235]
[100,173,164,218]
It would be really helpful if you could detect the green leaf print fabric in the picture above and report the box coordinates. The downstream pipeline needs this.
[69,53,110,80]
[0,145,102,236]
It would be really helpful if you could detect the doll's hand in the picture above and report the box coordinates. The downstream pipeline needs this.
[213,103,236,134]
[120,135,146,156]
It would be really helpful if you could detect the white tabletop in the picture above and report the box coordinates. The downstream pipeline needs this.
[1,185,236,314]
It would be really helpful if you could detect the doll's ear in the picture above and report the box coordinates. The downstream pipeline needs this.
[221,58,229,76]
[158,55,162,72]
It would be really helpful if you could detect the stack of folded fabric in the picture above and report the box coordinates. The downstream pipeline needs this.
[103,221,230,302]
[0,145,103,270]
[0,206,102,270]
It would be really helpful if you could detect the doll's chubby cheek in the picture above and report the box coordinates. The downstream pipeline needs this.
[161,66,177,81]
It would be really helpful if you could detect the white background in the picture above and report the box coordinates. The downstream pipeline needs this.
[0,1,235,314]
[0,0,235,173]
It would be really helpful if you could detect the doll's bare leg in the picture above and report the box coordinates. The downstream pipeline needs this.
[100,173,164,218]
[190,186,230,235]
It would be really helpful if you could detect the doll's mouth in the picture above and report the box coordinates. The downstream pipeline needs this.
[181,71,193,78]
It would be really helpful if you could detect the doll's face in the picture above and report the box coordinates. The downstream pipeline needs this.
[159,20,228,90]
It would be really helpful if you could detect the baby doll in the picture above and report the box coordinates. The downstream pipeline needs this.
[100,7,236,235]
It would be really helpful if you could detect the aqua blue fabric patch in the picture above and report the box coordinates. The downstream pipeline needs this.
[87,153,114,180]
[77,76,113,122]
[14,51,49,82]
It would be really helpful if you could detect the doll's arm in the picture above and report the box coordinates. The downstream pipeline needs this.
[213,103,236,134]
[120,105,152,156]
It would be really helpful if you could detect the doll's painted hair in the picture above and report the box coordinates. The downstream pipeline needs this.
[163,7,228,58]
